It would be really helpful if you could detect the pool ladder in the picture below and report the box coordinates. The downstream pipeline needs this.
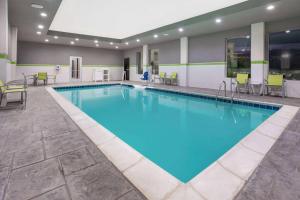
[216,81,227,100]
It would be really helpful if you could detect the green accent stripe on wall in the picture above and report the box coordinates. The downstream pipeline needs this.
[10,61,16,64]
[189,62,225,66]
[83,65,122,67]
[251,60,268,64]
[16,64,123,67]
[0,53,8,59]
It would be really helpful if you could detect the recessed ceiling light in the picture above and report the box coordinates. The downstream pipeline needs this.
[95,44,99,47]
[38,25,44,29]
[54,36,58,39]
[125,42,129,45]
[75,38,79,41]
[70,41,75,45]
[110,42,114,45]
[178,28,184,32]
[44,39,49,42]
[286,30,291,34]
[266,5,275,10]
[94,40,98,43]
[36,31,41,35]
[215,18,222,23]
[40,12,47,17]
[153,34,158,38]
[246,35,250,39]
[115,46,119,49]
[163,33,169,36]
[31,4,44,9]
[136,39,140,42]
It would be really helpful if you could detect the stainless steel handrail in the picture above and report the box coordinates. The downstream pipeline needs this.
[216,81,227,99]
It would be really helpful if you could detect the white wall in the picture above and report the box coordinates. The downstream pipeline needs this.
[16,65,123,84]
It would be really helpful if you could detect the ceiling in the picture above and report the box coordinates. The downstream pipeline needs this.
[49,0,247,39]
[8,0,300,50]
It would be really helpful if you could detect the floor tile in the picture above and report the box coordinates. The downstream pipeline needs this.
[31,186,70,200]
[166,185,204,200]
[241,131,276,154]
[66,164,133,200]
[13,142,44,169]
[117,190,146,200]
[5,159,65,200]
[59,148,95,175]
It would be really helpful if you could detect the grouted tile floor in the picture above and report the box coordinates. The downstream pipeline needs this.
[1,82,300,200]
[0,86,146,200]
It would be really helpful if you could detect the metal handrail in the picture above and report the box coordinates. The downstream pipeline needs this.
[216,81,227,99]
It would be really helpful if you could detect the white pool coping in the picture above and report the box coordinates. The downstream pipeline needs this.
[46,85,299,200]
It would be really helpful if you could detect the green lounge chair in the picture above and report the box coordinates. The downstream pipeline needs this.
[0,79,27,108]
[264,74,285,97]
[235,73,249,94]
[37,72,48,85]
[159,72,166,84]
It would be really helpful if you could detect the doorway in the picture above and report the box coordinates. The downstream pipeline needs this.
[124,58,130,80]
[70,56,82,81]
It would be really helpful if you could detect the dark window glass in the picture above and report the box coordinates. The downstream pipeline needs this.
[269,29,300,80]
[226,37,251,77]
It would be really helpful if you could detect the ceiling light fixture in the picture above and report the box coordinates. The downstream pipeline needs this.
[110,42,114,45]
[215,18,222,23]
[75,38,79,41]
[246,35,250,39]
[44,39,49,42]
[95,44,99,47]
[286,30,291,34]
[54,36,58,39]
[178,28,184,32]
[115,46,119,49]
[38,25,44,29]
[136,39,140,42]
[154,34,158,38]
[40,12,47,17]
[266,5,275,10]
[70,41,75,45]
[36,31,41,35]
[125,42,129,45]
[163,33,169,36]
[94,40,98,43]
[31,4,44,9]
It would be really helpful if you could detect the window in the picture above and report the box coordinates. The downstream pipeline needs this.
[226,37,251,77]
[136,52,142,74]
[269,29,300,80]
[150,49,159,75]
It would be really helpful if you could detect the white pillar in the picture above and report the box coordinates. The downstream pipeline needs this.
[180,37,188,87]
[10,27,18,80]
[0,0,9,82]
[142,44,148,72]
[251,22,267,84]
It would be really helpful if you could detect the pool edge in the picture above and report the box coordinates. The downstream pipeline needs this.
[46,84,299,200]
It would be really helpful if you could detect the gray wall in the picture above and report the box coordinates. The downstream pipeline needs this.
[188,27,250,63]
[123,47,142,65]
[18,41,123,65]
[149,39,180,64]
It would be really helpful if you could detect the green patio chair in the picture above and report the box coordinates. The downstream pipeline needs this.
[235,73,250,94]
[169,72,178,85]
[37,72,48,85]
[0,79,27,109]
[264,74,285,97]
[159,72,166,84]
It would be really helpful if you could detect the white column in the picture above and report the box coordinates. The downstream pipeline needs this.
[251,22,267,84]
[0,0,9,82]
[142,44,148,73]
[10,27,18,80]
[180,37,188,87]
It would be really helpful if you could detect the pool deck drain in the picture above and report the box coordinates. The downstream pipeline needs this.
[46,84,299,200]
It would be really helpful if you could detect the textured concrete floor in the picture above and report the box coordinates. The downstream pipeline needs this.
[0,87,146,200]
[1,82,300,200]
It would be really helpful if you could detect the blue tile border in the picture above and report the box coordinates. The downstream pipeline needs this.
[53,83,280,111]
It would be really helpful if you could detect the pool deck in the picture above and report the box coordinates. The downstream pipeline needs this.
[1,81,300,200]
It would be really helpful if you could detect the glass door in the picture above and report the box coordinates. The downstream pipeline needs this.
[70,56,82,81]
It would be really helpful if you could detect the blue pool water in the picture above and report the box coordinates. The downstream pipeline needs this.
[56,84,276,182]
